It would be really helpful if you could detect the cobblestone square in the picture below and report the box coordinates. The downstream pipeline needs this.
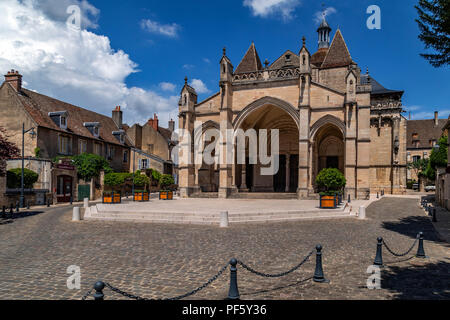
[0,197,449,300]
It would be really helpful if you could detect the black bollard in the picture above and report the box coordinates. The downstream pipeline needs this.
[47,199,50,207]
[93,281,105,301]
[348,194,351,203]
[416,232,427,258]
[70,196,73,205]
[227,259,240,300]
[1,206,5,219]
[374,237,383,266]
[16,203,19,213]
[432,208,437,223]
[377,192,379,199]
[313,245,328,283]
[26,201,30,210]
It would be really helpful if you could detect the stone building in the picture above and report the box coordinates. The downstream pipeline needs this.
[436,117,450,209]
[126,114,177,176]
[178,18,407,199]
[0,70,132,203]
[406,112,447,184]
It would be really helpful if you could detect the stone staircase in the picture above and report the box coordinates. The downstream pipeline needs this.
[84,202,352,226]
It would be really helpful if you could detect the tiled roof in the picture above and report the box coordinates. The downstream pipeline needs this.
[17,88,130,146]
[360,74,404,95]
[158,126,173,142]
[268,50,299,70]
[235,42,263,74]
[407,119,447,149]
[321,29,353,68]
[311,48,328,67]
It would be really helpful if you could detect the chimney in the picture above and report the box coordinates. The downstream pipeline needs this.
[4,69,22,92]
[148,113,159,131]
[112,106,123,129]
[168,119,175,132]
[435,111,439,126]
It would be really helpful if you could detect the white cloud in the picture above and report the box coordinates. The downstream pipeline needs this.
[0,0,178,127]
[190,79,210,94]
[140,19,180,37]
[410,110,450,120]
[159,82,176,92]
[183,64,195,70]
[34,0,100,29]
[243,0,301,21]
[203,58,211,64]
[314,7,337,24]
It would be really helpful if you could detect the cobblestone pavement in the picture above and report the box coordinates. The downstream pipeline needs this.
[0,197,448,300]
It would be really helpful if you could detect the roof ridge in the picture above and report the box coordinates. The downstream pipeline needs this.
[235,42,263,73]
[321,29,353,68]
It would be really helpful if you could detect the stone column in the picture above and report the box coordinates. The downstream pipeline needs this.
[240,161,248,191]
[285,155,290,192]
[345,103,357,200]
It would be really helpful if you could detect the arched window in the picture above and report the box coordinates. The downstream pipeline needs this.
[302,55,306,65]
[184,94,187,106]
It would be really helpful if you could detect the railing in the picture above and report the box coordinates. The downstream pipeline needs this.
[82,245,326,301]
[232,67,300,84]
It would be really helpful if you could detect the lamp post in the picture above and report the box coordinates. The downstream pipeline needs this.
[20,123,36,208]
[132,148,136,199]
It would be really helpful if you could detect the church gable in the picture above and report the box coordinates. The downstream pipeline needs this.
[310,82,345,107]
[269,50,300,70]
[321,29,353,69]
[235,42,263,74]
[194,92,221,114]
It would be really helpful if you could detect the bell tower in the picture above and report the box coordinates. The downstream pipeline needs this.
[317,14,332,49]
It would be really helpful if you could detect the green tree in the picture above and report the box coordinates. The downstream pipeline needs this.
[424,135,448,180]
[133,171,150,188]
[7,168,39,189]
[72,153,112,181]
[104,172,132,190]
[0,127,20,176]
[415,0,450,67]
[407,158,429,179]
[315,168,347,194]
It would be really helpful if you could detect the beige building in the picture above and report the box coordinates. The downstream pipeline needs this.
[126,114,176,176]
[178,18,407,200]
[436,117,450,209]
[406,112,448,183]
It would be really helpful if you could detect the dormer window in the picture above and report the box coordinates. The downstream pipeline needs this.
[84,122,101,138]
[112,130,126,144]
[49,111,68,130]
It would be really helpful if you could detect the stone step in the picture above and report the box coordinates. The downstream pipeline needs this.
[230,193,298,200]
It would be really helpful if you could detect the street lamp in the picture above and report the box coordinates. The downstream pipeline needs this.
[20,123,36,208]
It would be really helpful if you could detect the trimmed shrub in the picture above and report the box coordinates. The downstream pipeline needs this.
[72,153,113,181]
[7,168,39,189]
[104,172,132,188]
[316,168,346,194]
[159,174,175,191]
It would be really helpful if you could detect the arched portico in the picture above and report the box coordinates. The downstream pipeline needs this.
[233,97,299,193]
[310,116,346,192]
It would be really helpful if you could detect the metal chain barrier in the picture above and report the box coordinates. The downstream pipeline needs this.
[105,282,151,300]
[81,288,93,301]
[237,250,314,278]
[164,263,230,301]
[382,235,419,257]
[90,262,230,301]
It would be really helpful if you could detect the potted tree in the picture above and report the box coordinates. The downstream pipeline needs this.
[103,173,129,204]
[159,174,175,200]
[133,171,150,202]
[316,168,346,209]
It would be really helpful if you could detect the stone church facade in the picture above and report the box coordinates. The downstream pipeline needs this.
[178,18,407,200]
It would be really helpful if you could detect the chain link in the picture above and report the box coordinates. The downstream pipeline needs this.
[98,262,230,301]
[382,235,419,257]
[164,263,230,300]
[237,251,314,278]
[81,288,93,301]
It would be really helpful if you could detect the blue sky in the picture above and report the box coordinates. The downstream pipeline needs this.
[1,0,448,125]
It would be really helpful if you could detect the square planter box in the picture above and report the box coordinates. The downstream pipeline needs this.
[159,191,174,200]
[103,192,121,204]
[134,192,150,202]
[320,195,337,209]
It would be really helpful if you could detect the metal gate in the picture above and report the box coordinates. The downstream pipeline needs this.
[78,184,90,201]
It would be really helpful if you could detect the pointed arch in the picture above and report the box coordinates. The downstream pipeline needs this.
[310,115,346,141]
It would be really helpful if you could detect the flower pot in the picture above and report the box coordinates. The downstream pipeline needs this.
[133,192,150,202]
[103,192,121,204]
[320,195,337,209]
[159,191,173,200]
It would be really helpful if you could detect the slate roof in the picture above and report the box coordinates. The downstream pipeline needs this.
[407,119,448,149]
[321,29,353,69]
[360,74,404,95]
[235,42,263,73]
[15,86,130,146]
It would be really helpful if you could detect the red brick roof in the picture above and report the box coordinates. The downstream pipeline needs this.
[311,48,328,67]
[235,42,263,74]
[321,30,353,69]
[17,87,129,147]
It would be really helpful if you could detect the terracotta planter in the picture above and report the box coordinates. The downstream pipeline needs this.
[133,192,150,202]
[320,195,337,209]
[103,192,121,204]
[159,191,174,200]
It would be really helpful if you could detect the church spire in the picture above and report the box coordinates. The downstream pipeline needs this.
[317,6,332,50]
